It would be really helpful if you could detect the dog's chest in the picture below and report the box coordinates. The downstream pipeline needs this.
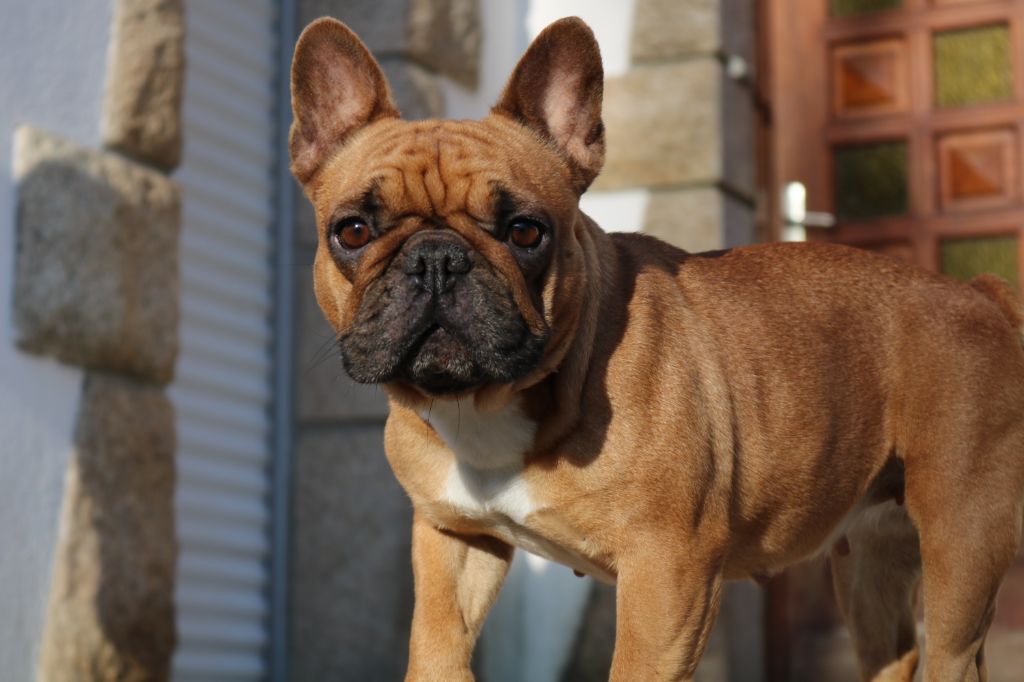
[421,400,538,524]
[421,400,615,583]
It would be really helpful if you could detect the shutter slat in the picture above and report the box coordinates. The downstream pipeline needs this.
[176,355,271,406]
[177,174,273,226]
[189,15,276,78]
[177,583,268,619]
[178,489,269,528]
[173,649,265,678]
[181,200,272,255]
[181,261,271,314]
[178,454,267,497]
[177,517,268,557]
[183,110,279,173]
[178,553,267,588]
[185,74,274,138]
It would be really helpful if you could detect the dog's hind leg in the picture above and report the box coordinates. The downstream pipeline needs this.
[904,433,1024,682]
[830,502,922,682]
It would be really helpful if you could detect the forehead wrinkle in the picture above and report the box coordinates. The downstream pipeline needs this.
[421,138,447,216]
[356,122,519,222]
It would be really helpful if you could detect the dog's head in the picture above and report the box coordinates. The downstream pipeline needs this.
[290,17,604,402]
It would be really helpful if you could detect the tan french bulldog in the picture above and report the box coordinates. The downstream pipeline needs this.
[289,16,1024,682]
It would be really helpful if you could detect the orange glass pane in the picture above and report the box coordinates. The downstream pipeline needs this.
[833,40,909,117]
[938,130,1017,211]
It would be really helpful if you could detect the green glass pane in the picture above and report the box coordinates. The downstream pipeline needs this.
[830,0,901,18]
[934,24,1012,108]
[941,235,1018,288]
[834,141,908,220]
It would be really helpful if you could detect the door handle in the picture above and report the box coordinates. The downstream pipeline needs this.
[781,181,835,242]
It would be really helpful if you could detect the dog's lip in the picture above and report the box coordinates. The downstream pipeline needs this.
[407,321,443,353]
[400,323,483,395]
[411,374,479,395]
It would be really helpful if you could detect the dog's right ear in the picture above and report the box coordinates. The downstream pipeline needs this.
[289,18,398,184]
[493,17,605,194]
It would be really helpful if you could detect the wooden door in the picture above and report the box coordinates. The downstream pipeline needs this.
[766,0,1024,679]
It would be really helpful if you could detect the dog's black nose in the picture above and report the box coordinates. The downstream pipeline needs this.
[402,237,472,294]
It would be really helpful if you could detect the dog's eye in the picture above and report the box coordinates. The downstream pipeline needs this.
[508,220,544,249]
[331,218,372,250]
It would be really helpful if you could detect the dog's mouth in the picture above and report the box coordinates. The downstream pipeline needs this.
[399,323,483,395]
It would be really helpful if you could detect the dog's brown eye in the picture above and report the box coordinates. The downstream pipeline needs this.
[508,220,544,249]
[333,219,372,250]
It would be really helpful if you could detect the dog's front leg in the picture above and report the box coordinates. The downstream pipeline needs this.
[610,549,724,682]
[405,512,513,682]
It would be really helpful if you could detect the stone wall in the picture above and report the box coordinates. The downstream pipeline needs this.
[594,0,758,253]
[285,2,479,680]
[14,2,186,680]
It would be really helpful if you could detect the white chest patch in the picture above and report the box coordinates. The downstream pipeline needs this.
[421,399,537,524]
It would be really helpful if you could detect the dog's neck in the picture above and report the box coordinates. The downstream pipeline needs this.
[419,398,537,471]
[529,210,615,454]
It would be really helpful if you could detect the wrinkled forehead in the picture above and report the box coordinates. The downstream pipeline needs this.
[313,118,566,222]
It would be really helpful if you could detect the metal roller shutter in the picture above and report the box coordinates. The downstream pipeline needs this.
[170,1,279,679]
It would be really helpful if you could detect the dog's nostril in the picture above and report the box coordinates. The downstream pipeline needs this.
[402,253,427,276]
[446,251,471,275]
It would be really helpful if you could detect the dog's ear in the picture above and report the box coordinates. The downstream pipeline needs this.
[289,18,399,183]
[493,17,605,193]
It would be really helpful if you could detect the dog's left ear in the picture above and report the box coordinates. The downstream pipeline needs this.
[493,17,605,193]
[290,18,399,184]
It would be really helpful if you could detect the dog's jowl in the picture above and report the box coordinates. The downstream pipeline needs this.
[289,16,1024,682]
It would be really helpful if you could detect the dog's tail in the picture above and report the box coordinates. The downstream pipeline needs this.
[970,273,1024,345]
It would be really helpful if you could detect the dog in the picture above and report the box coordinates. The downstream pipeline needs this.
[289,16,1024,682]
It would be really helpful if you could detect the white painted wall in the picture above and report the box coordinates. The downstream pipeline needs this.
[442,2,638,680]
[0,2,114,680]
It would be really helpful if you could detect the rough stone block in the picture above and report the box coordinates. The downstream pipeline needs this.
[102,0,185,170]
[293,257,391,422]
[37,374,177,682]
[14,126,181,384]
[631,0,720,62]
[406,0,479,88]
[298,0,480,87]
[381,58,445,121]
[289,425,413,681]
[596,60,722,191]
[643,187,726,253]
